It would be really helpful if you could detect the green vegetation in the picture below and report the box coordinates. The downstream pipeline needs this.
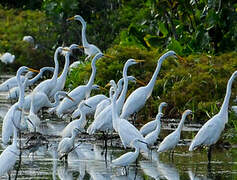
[0,1,236,128]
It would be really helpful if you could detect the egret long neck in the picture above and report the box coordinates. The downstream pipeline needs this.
[30,93,36,114]
[27,71,43,86]
[80,19,89,47]
[112,87,120,131]
[12,126,18,146]
[17,71,25,108]
[52,48,60,83]
[117,64,129,112]
[219,74,235,116]
[58,53,70,83]
[177,114,187,132]
[50,92,61,107]
[86,58,96,89]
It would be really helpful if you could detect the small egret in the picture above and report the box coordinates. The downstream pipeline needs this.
[56,53,104,117]
[2,66,39,144]
[0,126,19,178]
[157,110,192,156]
[0,52,15,64]
[57,128,80,162]
[23,35,34,45]
[72,86,107,118]
[7,67,54,100]
[121,51,183,119]
[144,112,163,147]
[112,139,143,174]
[189,71,237,162]
[61,100,91,138]
[49,44,79,98]
[140,102,167,136]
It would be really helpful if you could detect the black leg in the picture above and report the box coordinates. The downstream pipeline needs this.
[208,145,212,163]
[104,132,108,164]
[8,171,11,180]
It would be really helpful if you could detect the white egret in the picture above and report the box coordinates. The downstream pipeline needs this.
[157,110,192,155]
[49,44,79,98]
[140,102,167,136]
[57,128,80,161]
[189,71,237,162]
[7,67,54,100]
[56,53,104,117]
[0,70,33,92]
[0,52,15,64]
[2,66,39,144]
[112,139,141,169]
[67,15,102,61]
[144,112,163,146]
[23,35,34,45]
[110,80,148,152]
[71,85,107,118]
[0,126,19,177]
[88,59,144,134]
[33,46,63,96]
[61,100,91,138]
[121,51,183,119]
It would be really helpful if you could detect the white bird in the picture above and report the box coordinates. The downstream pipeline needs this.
[33,46,63,96]
[0,126,19,178]
[88,59,143,134]
[0,52,15,64]
[144,112,163,146]
[61,100,91,138]
[2,66,39,144]
[110,80,148,152]
[121,51,183,119]
[56,53,104,117]
[49,44,79,98]
[69,61,82,72]
[57,128,80,161]
[67,15,102,61]
[140,102,167,136]
[0,70,33,92]
[157,110,192,154]
[71,86,106,118]
[112,138,141,167]
[23,35,34,45]
[189,71,237,162]
[7,67,54,100]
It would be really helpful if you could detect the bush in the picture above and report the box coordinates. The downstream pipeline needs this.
[67,45,237,123]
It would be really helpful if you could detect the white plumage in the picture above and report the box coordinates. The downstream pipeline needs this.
[0,52,15,64]
[157,110,192,153]
[140,102,167,136]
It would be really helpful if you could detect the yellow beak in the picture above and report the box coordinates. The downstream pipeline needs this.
[78,45,85,49]
[136,79,146,86]
[62,48,70,52]
[103,54,115,59]
[135,59,145,63]
[66,16,75,21]
[105,82,111,88]
[176,54,185,61]
[65,94,75,102]
[28,68,40,73]
[99,86,107,91]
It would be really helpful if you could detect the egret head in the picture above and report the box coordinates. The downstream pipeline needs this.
[69,44,80,51]
[127,76,146,86]
[67,15,85,23]
[125,59,145,67]
[232,71,237,78]
[131,138,148,149]
[182,109,192,119]
[92,84,107,91]
[158,102,168,113]
[55,91,74,102]
[158,51,184,64]
[79,100,92,109]
[105,80,117,89]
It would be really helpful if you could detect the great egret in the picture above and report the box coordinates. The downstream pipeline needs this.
[2,66,39,144]
[61,100,91,138]
[23,35,34,45]
[144,112,163,146]
[0,52,15,64]
[72,92,107,119]
[88,59,144,134]
[49,44,79,98]
[67,15,102,61]
[57,128,80,162]
[7,67,54,100]
[140,102,167,136]
[56,53,104,117]
[121,51,183,119]
[157,110,192,155]
[189,71,237,162]
[0,126,19,177]
[0,70,33,92]
[112,139,141,170]
[33,46,63,96]
[110,80,148,152]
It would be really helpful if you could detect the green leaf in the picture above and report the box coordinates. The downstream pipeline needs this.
[167,38,183,55]
[158,22,168,37]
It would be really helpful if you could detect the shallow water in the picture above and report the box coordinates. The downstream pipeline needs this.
[0,75,237,179]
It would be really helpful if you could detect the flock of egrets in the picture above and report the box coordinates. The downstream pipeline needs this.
[0,14,236,178]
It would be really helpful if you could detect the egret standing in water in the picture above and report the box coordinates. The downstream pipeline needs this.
[121,51,183,120]
[140,102,167,136]
[157,110,192,158]
[189,71,237,162]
